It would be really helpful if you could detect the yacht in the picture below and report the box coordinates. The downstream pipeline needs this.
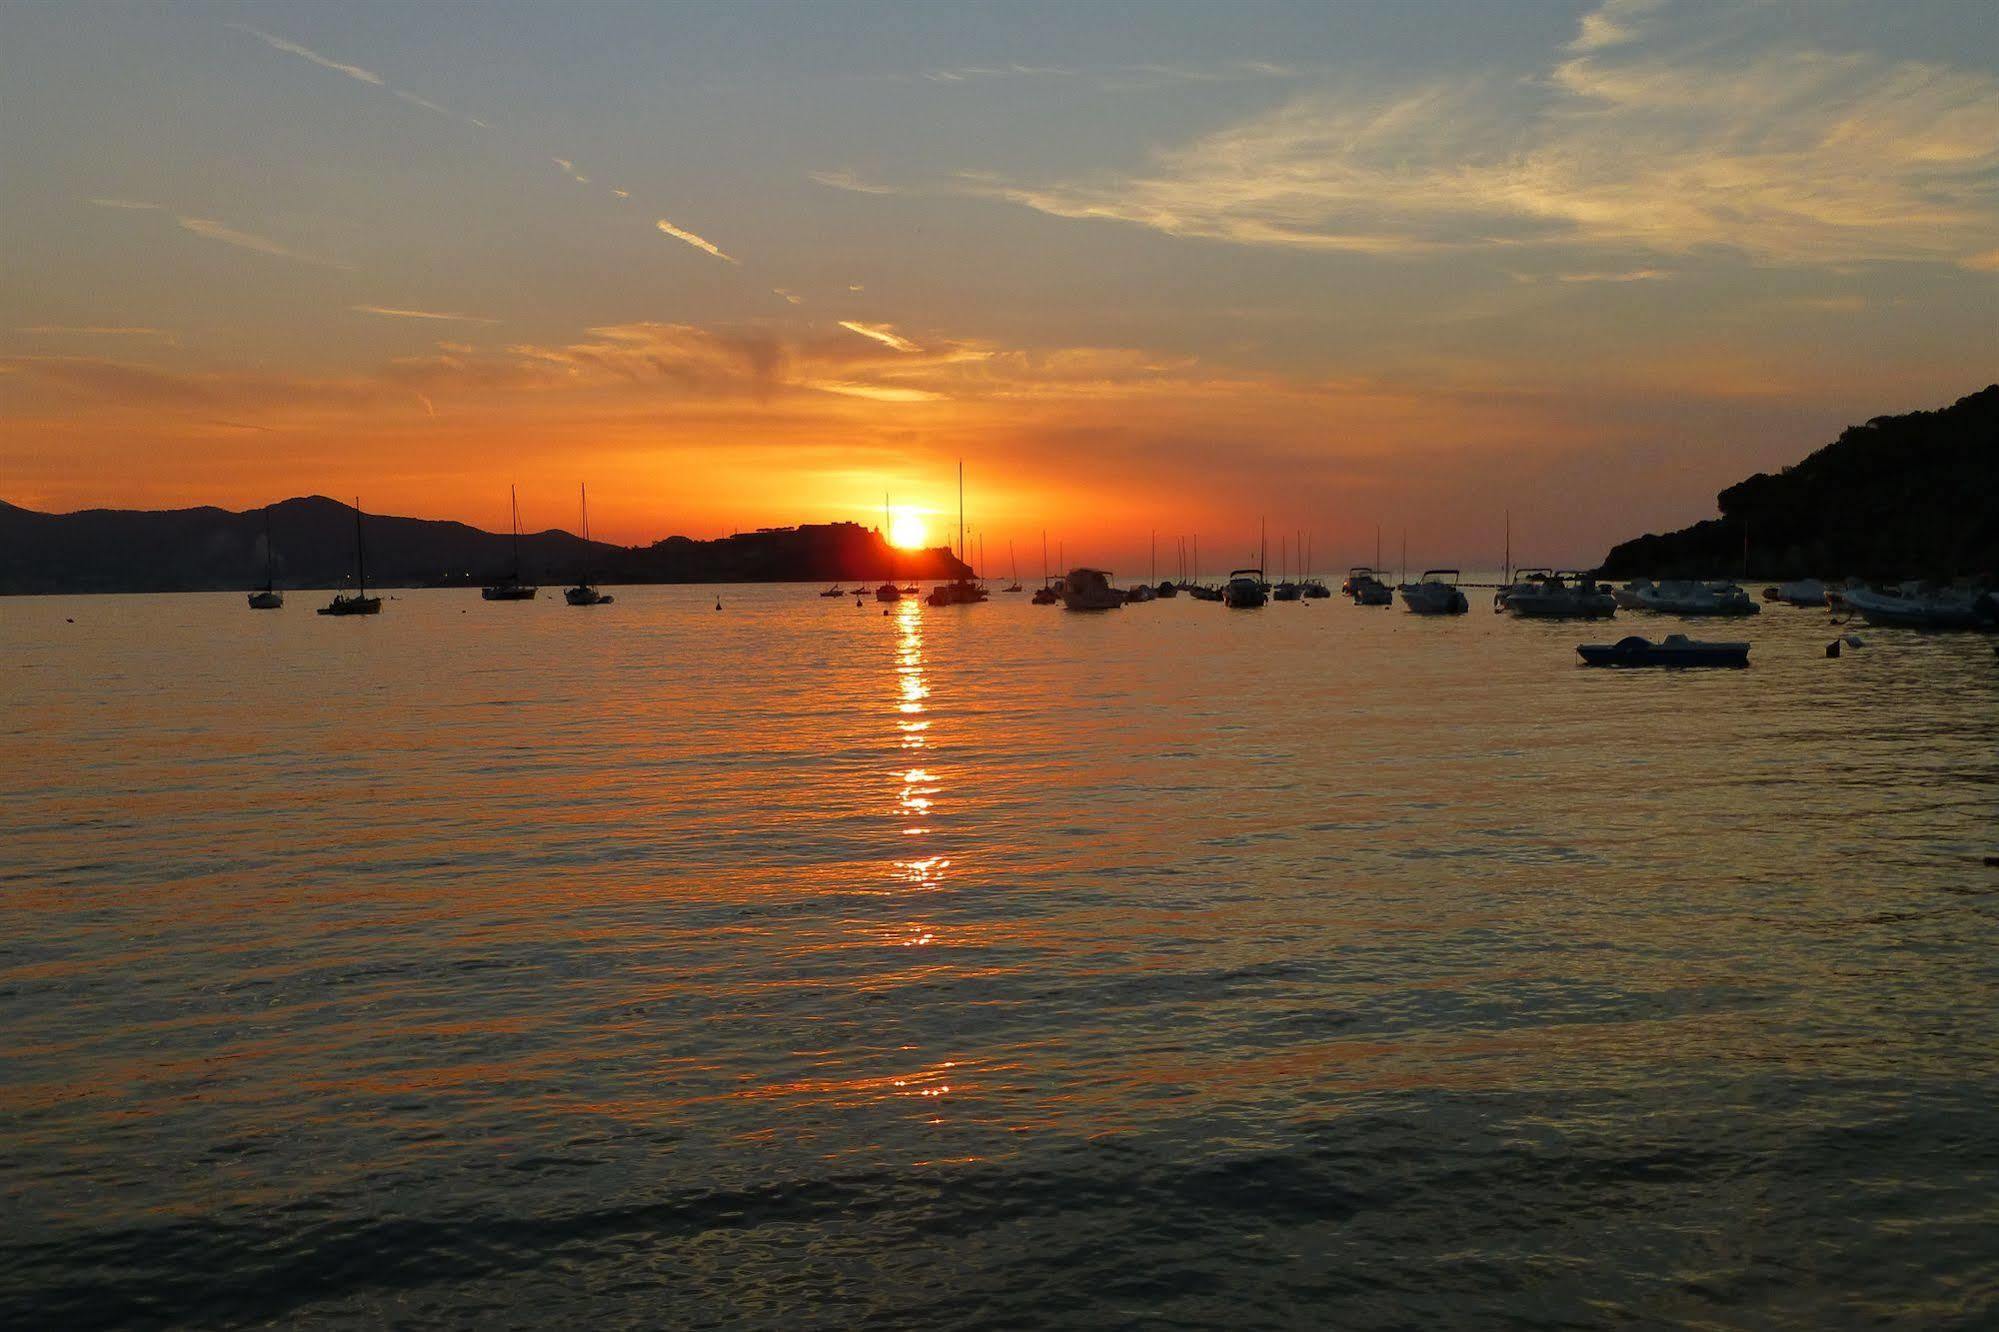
[481,485,538,600]
[247,504,283,609]
[1223,568,1267,609]
[563,484,614,606]
[1125,582,1156,604]
[1060,567,1124,611]
[875,582,902,603]
[1500,570,1617,619]
[1301,579,1331,598]
[1492,568,1554,612]
[1346,567,1393,606]
[317,498,383,616]
[1398,569,1469,615]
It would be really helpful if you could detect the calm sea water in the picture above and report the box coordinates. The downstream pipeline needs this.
[4,585,1997,1329]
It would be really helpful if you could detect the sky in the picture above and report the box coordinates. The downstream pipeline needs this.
[2,0,1995,570]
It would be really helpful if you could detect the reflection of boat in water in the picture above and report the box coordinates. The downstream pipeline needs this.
[482,485,538,600]
[1060,567,1124,611]
[1398,569,1468,614]
[1844,583,1998,630]
[1579,633,1750,668]
[318,498,382,616]
[247,504,283,609]
[1501,570,1617,619]
[1224,568,1267,609]
[563,484,613,605]
[1632,579,1759,616]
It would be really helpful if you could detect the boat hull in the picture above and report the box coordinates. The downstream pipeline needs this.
[246,591,283,609]
[482,585,538,601]
[1578,635,1748,668]
[564,586,611,605]
[317,596,382,616]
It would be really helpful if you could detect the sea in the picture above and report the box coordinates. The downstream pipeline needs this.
[4,584,1996,1329]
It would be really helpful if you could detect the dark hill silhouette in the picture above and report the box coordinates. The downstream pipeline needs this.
[1596,385,1998,580]
[0,495,973,594]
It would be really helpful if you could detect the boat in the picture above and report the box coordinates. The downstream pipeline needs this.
[1501,570,1617,619]
[925,461,986,607]
[819,585,846,597]
[1187,583,1223,601]
[1398,569,1468,615]
[1004,540,1023,592]
[1769,578,1828,606]
[1223,568,1267,609]
[563,484,614,606]
[1273,581,1302,601]
[1059,567,1124,611]
[247,504,283,609]
[1302,579,1331,598]
[1633,579,1759,616]
[1612,578,1654,610]
[875,582,901,603]
[1345,567,1393,606]
[482,485,538,600]
[317,498,383,616]
[1578,633,1750,668]
[1844,582,1998,630]
[1125,582,1156,604]
[1156,581,1178,598]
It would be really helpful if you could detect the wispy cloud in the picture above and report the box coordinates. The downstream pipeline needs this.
[838,321,919,352]
[810,169,900,196]
[352,305,497,324]
[177,216,344,268]
[228,24,383,86]
[773,288,804,305]
[1555,268,1670,283]
[610,188,630,200]
[1566,0,1664,54]
[655,218,736,263]
[394,89,489,129]
[89,198,162,211]
[551,157,592,184]
[916,59,1299,91]
[965,1,1999,267]
[22,324,178,342]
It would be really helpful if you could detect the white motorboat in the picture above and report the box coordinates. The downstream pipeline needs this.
[1398,569,1468,615]
[1501,570,1617,619]
[1843,583,1998,630]
[1612,578,1654,610]
[1634,579,1760,617]
[1770,578,1828,607]
[1060,567,1124,611]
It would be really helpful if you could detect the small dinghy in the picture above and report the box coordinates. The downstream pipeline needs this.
[1578,633,1749,668]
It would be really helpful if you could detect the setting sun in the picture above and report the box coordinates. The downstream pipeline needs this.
[889,512,927,550]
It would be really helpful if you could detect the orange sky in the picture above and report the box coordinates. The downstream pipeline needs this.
[4,1,1995,569]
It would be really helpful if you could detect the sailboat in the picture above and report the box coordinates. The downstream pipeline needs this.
[1004,540,1023,592]
[926,461,986,605]
[564,483,614,605]
[875,493,902,601]
[1032,530,1059,604]
[317,498,382,615]
[482,485,538,600]
[247,503,283,609]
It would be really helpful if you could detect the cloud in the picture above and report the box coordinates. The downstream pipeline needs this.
[394,89,489,129]
[351,305,497,323]
[22,325,178,341]
[966,3,1999,267]
[177,216,344,267]
[228,24,383,86]
[1555,268,1670,283]
[773,288,804,305]
[655,218,736,263]
[611,188,630,199]
[89,198,162,211]
[915,60,1299,90]
[839,320,920,353]
[1566,0,1664,54]
[1962,248,1999,272]
[810,170,901,196]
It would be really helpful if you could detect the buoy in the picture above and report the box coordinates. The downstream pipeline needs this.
[1826,640,1840,658]
[1844,634,1865,647]
[715,599,722,611]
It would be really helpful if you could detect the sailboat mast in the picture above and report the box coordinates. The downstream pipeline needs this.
[263,504,274,591]
[1193,534,1199,584]
[509,484,522,580]
[1504,509,1511,586]
[958,460,965,569]
[353,497,367,596]
[1041,529,1049,587]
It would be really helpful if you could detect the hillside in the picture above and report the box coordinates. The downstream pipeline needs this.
[0,496,973,595]
[1596,385,1999,579]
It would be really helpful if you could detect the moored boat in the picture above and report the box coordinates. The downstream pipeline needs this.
[1633,579,1759,616]
[318,498,383,616]
[482,486,538,600]
[1502,570,1617,619]
[875,582,902,603]
[1398,569,1468,615]
[1223,568,1267,609]
[1771,578,1828,607]
[1060,567,1124,611]
[564,484,613,606]
[247,504,283,609]
[1578,633,1749,668]
[1844,583,1997,630]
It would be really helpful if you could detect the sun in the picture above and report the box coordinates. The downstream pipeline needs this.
[889,511,928,550]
